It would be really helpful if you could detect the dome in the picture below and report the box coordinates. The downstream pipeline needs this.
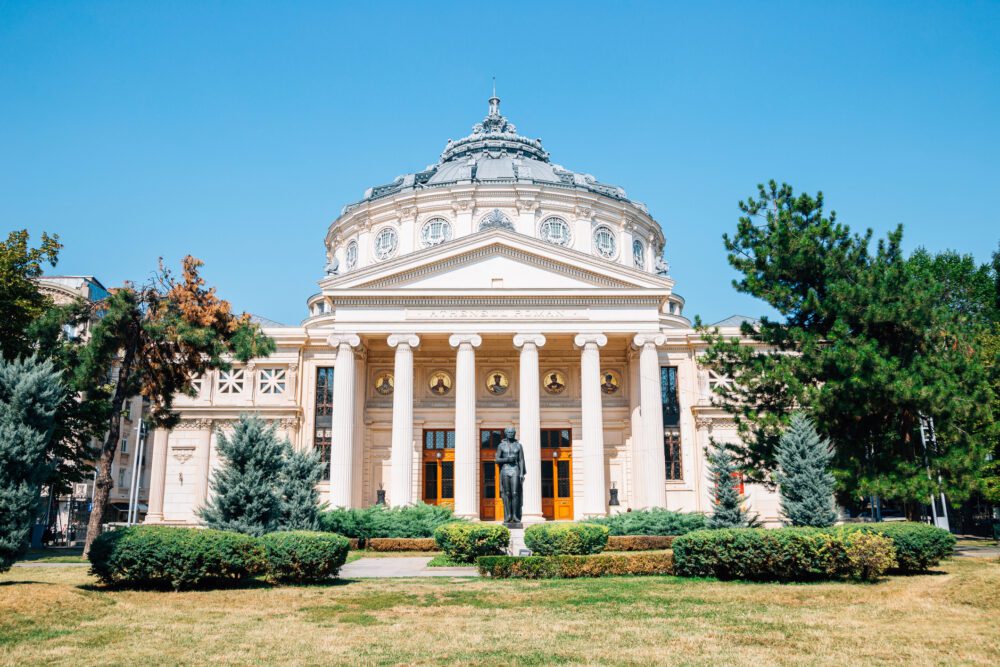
[342,95,642,215]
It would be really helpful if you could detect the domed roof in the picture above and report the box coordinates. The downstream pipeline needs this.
[342,94,644,215]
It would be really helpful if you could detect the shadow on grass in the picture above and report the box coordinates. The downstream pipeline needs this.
[0,580,55,587]
[77,575,359,593]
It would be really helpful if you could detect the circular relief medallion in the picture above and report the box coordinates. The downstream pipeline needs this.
[428,370,453,396]
[542,370,567,395]
[600,370,622,395]
[374,372,394,396]
[485,370,509,395]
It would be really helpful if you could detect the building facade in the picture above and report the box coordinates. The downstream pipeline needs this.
[145,95,780,525]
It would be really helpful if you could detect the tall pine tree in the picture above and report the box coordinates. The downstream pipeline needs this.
[279,448,325,530]
[775,413,837,527]
[0,355,64,571]
[706,444,758,529]
[199,415,287,536]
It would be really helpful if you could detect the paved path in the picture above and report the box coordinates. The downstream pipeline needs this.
[954,545,1000,559]
[339,556,478,578]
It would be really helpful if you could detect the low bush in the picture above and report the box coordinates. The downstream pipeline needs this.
[836,522,955,572]
[477,552,674,578]
[524,522,608,556]
[366,537,439,552]
[88,525,264,591]
[433,523,509,563]
[588,508,707,536]
[607,535,675,551]
[259,531,350,583]
[672,527,895,582]
[319,503,462,542]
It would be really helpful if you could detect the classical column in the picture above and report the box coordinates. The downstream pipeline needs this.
[328,333,362,508]
[387,333,420,507]
[513,333,546,524]
[144,428,170,523]
[634,333,668,508]
[574,333,609,517]
[449,333,482,519]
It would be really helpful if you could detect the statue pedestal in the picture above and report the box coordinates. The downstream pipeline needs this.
[507,527,527,556]
[503,521,523,529]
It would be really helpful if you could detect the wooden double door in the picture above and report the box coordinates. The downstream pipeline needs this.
[421,429,455,509]
[480,428,573,521]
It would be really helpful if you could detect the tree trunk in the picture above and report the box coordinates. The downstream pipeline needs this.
[82,345,137,557]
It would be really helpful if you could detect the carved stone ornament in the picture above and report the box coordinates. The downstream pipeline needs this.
[479,208,514,231]
[171,446,195,464]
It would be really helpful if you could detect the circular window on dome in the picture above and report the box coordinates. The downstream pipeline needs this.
[373,227,398,261]
[632,238,645,269]
[420,218,453,247]
[593,226,617,259]
[539,217,572,246]
[346,240,358,270]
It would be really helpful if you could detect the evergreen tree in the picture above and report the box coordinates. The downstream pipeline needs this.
[0,230,61,362]
[699,181,994,515]
[279,447,325,530]
[199,415,287,536]
[775,413,837,527]
[0,355,63,571]
[706,444,758,529]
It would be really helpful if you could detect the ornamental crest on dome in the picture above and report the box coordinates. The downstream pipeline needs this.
[479,208,514,231]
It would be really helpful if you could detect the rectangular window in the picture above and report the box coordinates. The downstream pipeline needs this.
[218,369,246,395]
[259,368,287,395]
[440,461,454,500]
[423,461,438,500]
[664,429,682,481]
[482,462,496,499]
[314,367,334,481]
[540,428,571,448]
[541,460,554,498]
[660,367,680,427]
[120,438,128,454]
[117,468,127,488]
[557,460,571,497]
[426,430,456,449]
[480,429,503,449]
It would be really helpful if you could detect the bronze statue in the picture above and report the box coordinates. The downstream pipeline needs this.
[495,426,525,525]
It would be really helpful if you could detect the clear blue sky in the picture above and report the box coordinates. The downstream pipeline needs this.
[2,1,998,325]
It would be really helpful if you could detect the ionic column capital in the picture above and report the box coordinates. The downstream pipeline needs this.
[573,333,608,349]
[387,333,421,349]
[448,333,482,349]
[513,333,546,349]
[327,333,361,349]
[632,332,666,349]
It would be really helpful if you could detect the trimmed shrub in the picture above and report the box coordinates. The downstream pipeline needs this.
[588,509,707,536]
[672,527,895,582]
[836,522,955,572]
[434,523,509,563]
[607,535,675,551]
[259,531,350,583]
[88,526,264,590]
[843,530,897,581]
[319,503,462,542]
[477,552,673,579]
[524,522,609,556]
[366,537,439,552]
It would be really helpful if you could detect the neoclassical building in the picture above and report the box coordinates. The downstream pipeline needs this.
[144,95,780,525]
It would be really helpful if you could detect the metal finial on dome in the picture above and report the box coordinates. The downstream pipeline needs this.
[488,77,500,116]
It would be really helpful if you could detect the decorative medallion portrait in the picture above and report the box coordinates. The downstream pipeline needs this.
[374,372,394,396]
[428,371,453,396]
[543,370,567,395]
[600,370,621,395]
[485,370,509,395]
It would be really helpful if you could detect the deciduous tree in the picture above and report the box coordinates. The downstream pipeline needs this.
[0,230,60,361]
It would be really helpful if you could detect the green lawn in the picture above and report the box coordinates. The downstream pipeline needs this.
[18,548,86,563]
[1,558,998,665]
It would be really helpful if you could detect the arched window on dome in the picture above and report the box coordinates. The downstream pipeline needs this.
[538,217,572,246]
[373,227,398,261]
[478,209,514,231]
[420,218,453,247]
[345,241,358,270]
[593,225,618,259]
[632,238,645,270]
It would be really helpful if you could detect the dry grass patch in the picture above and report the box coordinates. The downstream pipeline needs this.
[1,559,998,665]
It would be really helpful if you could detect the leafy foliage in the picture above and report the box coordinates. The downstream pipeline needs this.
[88,525,265,590]
[706,445,758,528]
[523,522,609,556]
[259,531,350,583]
[588,508,706,536]
[698,182,995,507]
[672,527,895,582]
[477,552,674,579]
[836,522,955,572]
[606,535,676,551]
[0,230,61,362]
[0,355,63,571]
[366,537,438,551]
[319,503,463,541]
[775,413,837,527]
[433,522,509,563]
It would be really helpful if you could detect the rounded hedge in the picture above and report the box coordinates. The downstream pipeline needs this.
[260,531,350,583]
[672,527,896,582]
[88,525,264,590]
[836,522,955,572]
[524,522,609,556]
[433,523,509,563]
